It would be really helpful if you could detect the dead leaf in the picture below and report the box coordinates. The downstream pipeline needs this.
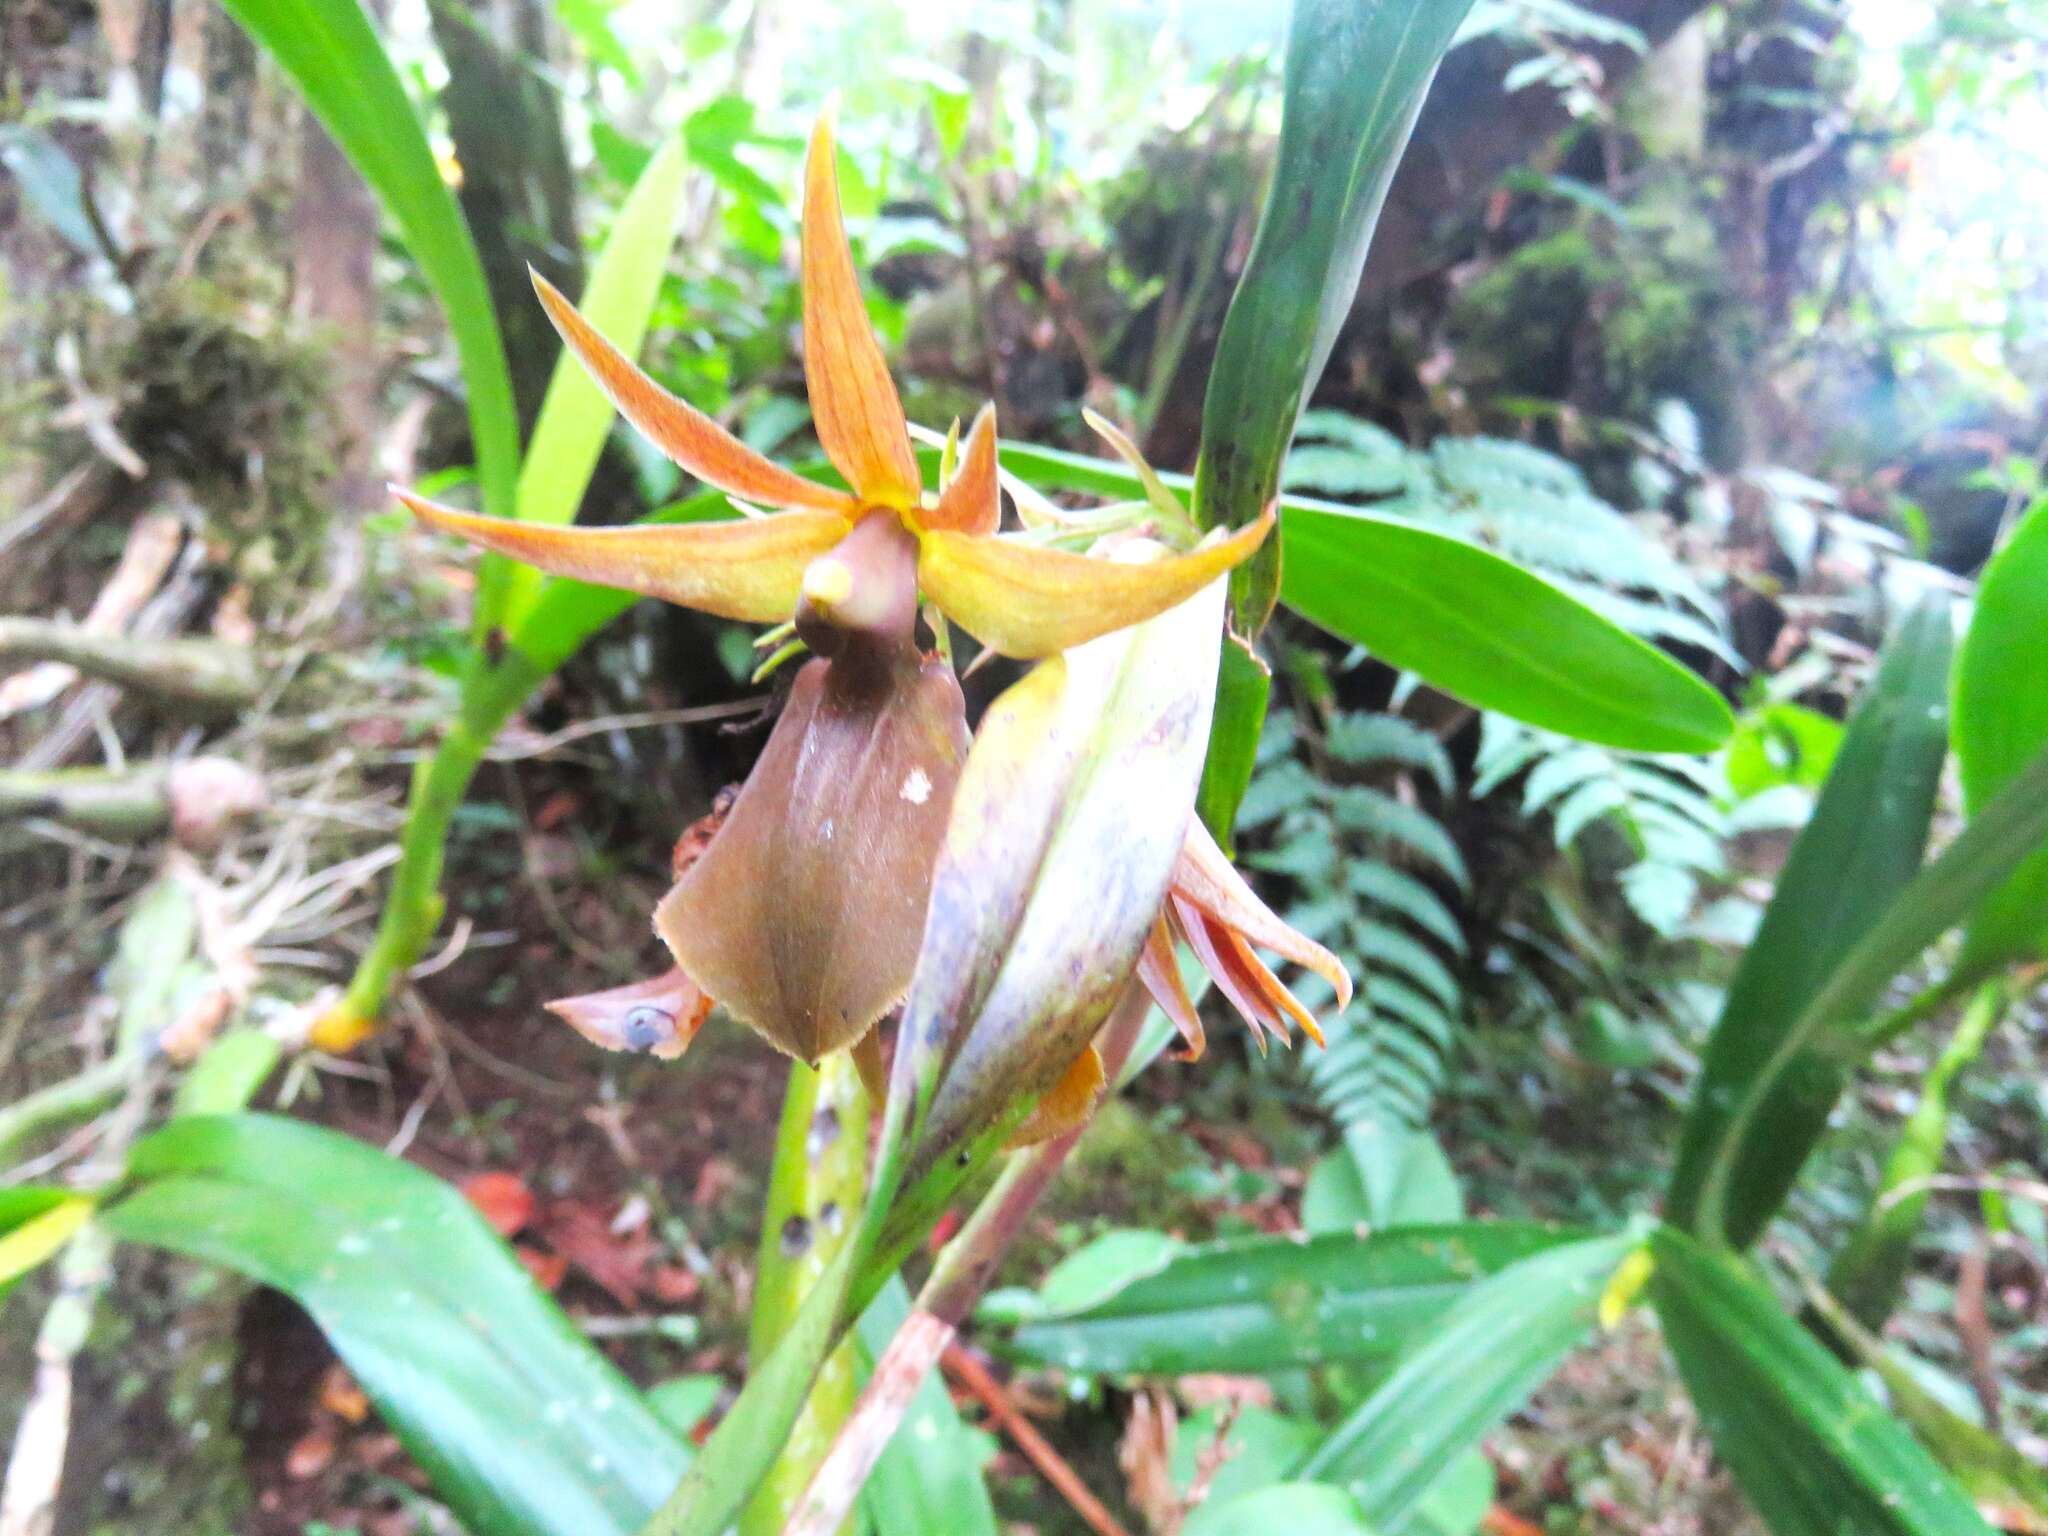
[538,1200,658,1306]
[318,1362,370,1424]
[285,1426,337,1481]
[460,1171,536,1238]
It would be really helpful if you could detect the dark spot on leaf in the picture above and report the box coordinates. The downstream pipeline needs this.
[779,1215,811,1258]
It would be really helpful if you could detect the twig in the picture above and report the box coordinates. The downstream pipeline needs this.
[0,617,262,714]
[942,1344,1133,1536]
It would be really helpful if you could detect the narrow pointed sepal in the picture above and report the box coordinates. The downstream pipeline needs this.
[1006,1044,1105,1148]
[532,271,858,518]
[802,110,921,507]
[655,654,970,1064]
[545,968,710,1060]
[920,403,1000,536]
[1174,817,1352,1012]
[1137,913,1205,1062]
[399,489,847,624]
[916,509,1276,660]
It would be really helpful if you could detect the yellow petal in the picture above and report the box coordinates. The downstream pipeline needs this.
[1173,817,1353,1011]
[916,509,1275,660]
[802,110,921,507]
[399,489,847,623]
[532,271,856,517]
[920,402,1000,536]
[1138,911,1205,1062]
[1006,1043,1105,1148]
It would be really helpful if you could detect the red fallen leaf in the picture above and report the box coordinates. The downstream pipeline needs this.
[460,1171,536,1237]
[533,787,583,832]
[538,1200,658,1307]
[650,1264,701,1305]
[285,1425,337,1480]
[517,1245,570,1291]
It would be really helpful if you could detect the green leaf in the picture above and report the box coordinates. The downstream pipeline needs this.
[1302,1124,1465,1232]
[101,1114,688,1536]
[1193,0,1479,636]
[218,0,518,604]
[1003,1221,1584,1377]
[1282,504,1732,753]
[1170,1404,1322,1511]
[1391,1450,1493,1536]
[501,130,694,627]
[1298,1231,1638,1528]
[1183,1482,1376,1536]
[1196,632,1272,853]
[173,1029,281,1117]
[1824,982,2001,1332]
[1648,1226,1992,1536]
[1953,498,2048,968]
[856,1278,1000,1536]
[1666,598,1952,1248]
[0,1192,92,1300]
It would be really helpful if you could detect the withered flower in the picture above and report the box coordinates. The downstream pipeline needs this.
[1140,817,1353,1060]
[400,110,1272,1074]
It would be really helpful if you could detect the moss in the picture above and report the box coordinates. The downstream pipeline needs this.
[116,279,336,612]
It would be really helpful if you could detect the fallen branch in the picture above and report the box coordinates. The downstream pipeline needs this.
[0,617,262,714]
[0,759,265,846]
[943,1344,1133,1536]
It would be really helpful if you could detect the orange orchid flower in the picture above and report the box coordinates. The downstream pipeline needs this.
[397,110,1272,662]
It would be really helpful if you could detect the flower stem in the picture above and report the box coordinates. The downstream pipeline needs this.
[739,1052,869,1536]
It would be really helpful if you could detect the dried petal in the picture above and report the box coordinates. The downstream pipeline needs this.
[533,272,857,517]
[1173,817,1352,1012]
[1006,1044,1105,1148]
[400,490,848,624]
[802,111,921,507]
[545,968,710,1060]
[656,654,969,1063]
[1137,912,1205,1062]
[915,510,1274,659]
[919,403,1000,536]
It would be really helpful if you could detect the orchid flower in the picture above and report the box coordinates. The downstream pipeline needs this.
[398,111,1273,1078]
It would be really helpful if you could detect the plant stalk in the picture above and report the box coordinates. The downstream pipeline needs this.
[739,1053,869,1536]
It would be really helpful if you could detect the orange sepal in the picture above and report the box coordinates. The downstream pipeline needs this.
[533,272,857,518]
[802,110,921,508]
[1137,912,1205,1062]
[1006,1043,1106,1148]
[399,490,848,624]
[919,402,1000,536]
[915,509,1275,660]
[1173,817,1352,1013]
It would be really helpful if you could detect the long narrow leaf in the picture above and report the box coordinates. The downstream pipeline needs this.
[102,1115,688,1536]
[1649,1226,1992,1536]
[502,131,694,627]
[998,441,1733,754]
[1297,1231,1637,1528]
[1666,598,1952,1247]
[1953,497,2048,969]
[1002,1222,1586,1376]
[220,0,519,596]
[1190,0,1477,827]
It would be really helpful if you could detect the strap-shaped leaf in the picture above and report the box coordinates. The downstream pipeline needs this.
[102,1115,688,1536]
[1649,1226,1992,1536]
[1666,598,1951,1247]
[1953,497,2048,969]
[1001,1222,1584,1376]
[1296,1231,1637,1528]
[1191,0,1477,830]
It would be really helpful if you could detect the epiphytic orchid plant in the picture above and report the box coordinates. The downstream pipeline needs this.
[397,107,1343,1534]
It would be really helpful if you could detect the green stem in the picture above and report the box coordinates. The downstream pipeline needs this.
[330,650,545,1044]
[740,1055,869,1536]
[1821,977,2006,1337]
